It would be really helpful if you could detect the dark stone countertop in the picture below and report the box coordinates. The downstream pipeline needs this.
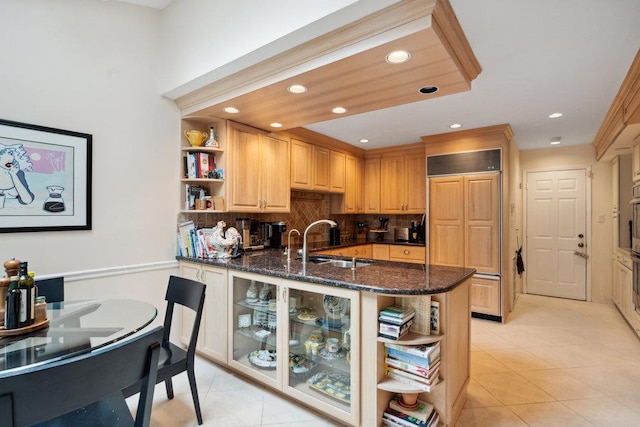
[177,248,474,295]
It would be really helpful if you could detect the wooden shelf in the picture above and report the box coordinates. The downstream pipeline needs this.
[377,331,442,346]
[181,178,224,183]
[181,146,223,153]
[376,377,442,394]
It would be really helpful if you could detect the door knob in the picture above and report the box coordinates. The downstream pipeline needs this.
[578,233,584,238]
[578,243,584,248]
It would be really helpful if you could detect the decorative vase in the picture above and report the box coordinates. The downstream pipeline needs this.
[246,280,258,302]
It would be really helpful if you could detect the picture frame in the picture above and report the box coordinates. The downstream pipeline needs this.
[0,118,92,233]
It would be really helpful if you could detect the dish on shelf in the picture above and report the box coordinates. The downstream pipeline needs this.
[306,371,351,403]
[248,350,277,369]
[322,295,348,319]
[289,354,317,375]
[315,318,345,329]
[296,307,318,322]
[318,347,347,360]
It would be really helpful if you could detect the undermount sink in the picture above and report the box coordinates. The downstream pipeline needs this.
[308,257,372,268]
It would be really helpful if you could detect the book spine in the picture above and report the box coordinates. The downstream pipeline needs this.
[380,306,416,318]
[383,412,424,427]
[386,366,438,385]
[386,371,438,392]
[385,347,436,369]
[379,319,413,335]
[384,407,428,427]
[384,357,438,377]
[384,342,440,359]
[379,313,415,325]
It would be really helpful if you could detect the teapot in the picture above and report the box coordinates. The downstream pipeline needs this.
[184,130,208,147]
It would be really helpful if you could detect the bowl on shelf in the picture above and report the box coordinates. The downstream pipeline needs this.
[184,130,208,147]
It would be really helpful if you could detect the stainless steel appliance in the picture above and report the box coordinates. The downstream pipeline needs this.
[394,227,409,242]
[259,222,272,247]
[630,183,640,312]
[271,221,286,248]
[236,218,262,250]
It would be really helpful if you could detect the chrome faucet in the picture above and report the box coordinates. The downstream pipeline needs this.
[286,228,301,262]
[302,219,338,265]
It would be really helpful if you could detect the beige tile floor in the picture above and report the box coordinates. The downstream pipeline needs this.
[134,294,640,426]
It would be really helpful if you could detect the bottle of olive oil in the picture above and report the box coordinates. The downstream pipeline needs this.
[5,276,21,329]
[17,262,35,327]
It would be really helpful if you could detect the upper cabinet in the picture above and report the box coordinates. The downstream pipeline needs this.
[332,155,363,214]
[379,152,426,214]
[363,158,381,213]
[594,50,640,160]
[289,133,347,193]
[227,121,290,212]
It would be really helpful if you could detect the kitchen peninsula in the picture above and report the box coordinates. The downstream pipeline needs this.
[178,249,474,426]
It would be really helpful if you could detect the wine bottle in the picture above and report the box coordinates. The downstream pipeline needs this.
[5,276,21,330]
[17,262,35,327]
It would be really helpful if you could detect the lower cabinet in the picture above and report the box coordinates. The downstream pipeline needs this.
[469,275,501,317]
[179,261,228,364]
[227,270,360,426]
[388,245,426,264]
[361,277,471,426]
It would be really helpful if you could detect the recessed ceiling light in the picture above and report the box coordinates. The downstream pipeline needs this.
[270,122,283,128]
[550,136,561,145]
[548,112,563,119]
[419,86,439,94]
[360,139,369,144]
[287,84,307,94]
[385,50,411,64]
[224,107,239,114]
[332,107,347,114]
[449,123,462,129]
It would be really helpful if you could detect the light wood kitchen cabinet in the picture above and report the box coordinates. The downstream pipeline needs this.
[372,243,389,260]
[290,139,345,193]
[312,145,331,192]
[429,173,499,274]
[227,270,361,426]
[380,152,426,214]
[388,245,426,264]
[317,244,372,259]
[228,121,290,212]
[179,261,228,364]
[291,138,313,190]
[329,150,346,193]
[364,157,381,213]
[332,155,363,213]
[429,176,464,267]
[469,275,501,316]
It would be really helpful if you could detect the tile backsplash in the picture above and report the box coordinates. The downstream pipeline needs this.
[179,190,424,246]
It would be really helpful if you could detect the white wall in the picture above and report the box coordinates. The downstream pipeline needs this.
[159,0,369,94]
[520,145,612,304]
[0,0,179,306]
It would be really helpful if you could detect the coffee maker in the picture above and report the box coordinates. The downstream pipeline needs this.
[271,221,286,248]
[236,218,261,249]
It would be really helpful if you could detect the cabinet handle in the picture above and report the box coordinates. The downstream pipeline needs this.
[404,249,410,255]
[282,288,286,302]
[354,250,359,255]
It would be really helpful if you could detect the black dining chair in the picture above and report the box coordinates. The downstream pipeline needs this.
[35,276,65,303]
[124,275,206,425]
[0,325,163,427]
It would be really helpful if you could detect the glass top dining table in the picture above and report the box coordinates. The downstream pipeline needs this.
[0,299,158,375]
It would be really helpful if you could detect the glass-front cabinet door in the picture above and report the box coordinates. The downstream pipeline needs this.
[228,271,283,388]
[282,279,360,426]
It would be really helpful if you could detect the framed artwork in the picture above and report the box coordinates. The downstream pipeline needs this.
[0,118,92,233]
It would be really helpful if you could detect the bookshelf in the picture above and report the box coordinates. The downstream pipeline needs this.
[180,116,227,213]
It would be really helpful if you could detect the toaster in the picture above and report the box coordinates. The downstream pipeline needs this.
[394,227,409,242]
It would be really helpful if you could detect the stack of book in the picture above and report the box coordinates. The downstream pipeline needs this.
[382,394,439,427]
[384,341,441,392]
[378,305,416,340]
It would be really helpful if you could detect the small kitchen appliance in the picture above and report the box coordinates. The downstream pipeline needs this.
[271,221,286,248]
[329,226,341,246]
[394,227,409,242]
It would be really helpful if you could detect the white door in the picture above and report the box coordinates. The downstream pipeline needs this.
[525,169,587,300]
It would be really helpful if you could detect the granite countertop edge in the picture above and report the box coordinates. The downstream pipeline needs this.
[177,249,475,295]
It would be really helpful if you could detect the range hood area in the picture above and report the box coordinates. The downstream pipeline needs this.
[168,0,481,132]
